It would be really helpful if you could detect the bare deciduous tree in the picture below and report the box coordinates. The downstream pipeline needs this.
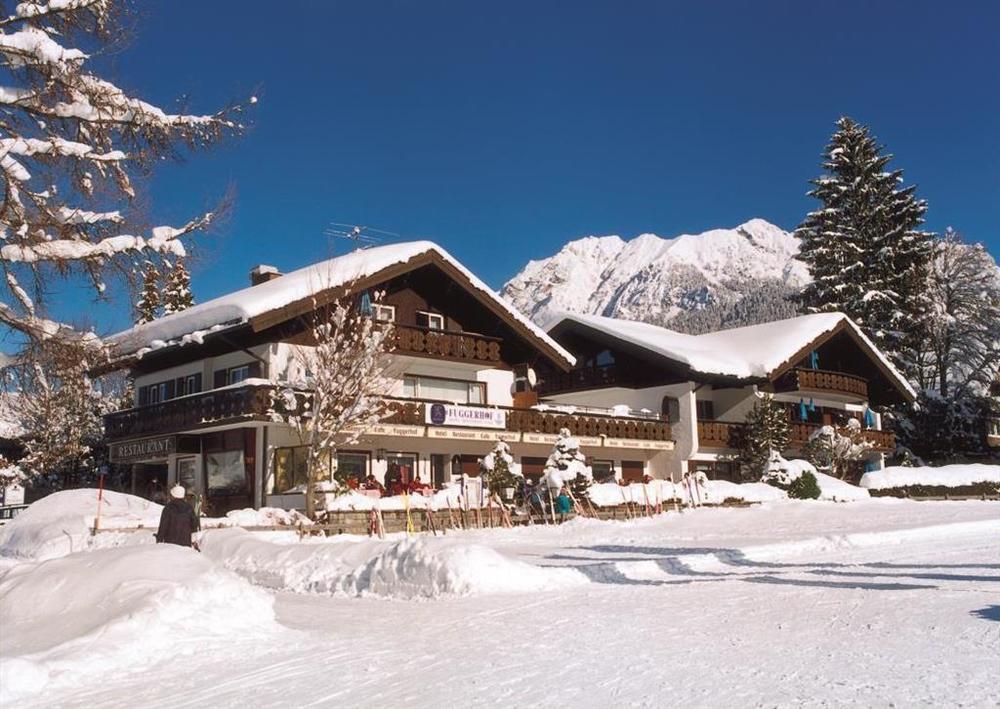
[269,293,396,518]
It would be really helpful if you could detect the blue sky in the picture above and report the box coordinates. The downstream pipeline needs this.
[83,1,1000,333]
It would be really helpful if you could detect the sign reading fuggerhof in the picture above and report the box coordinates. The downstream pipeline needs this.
[425,403,506,429]
[110,435,177,463]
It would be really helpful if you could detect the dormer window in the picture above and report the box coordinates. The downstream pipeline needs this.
[373,304,396,323]
[417,311,444,330]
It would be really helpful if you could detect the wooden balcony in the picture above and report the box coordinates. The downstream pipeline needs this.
[536,365,619,395]
[698,420,895,452]
[697,420,743,448]
[386,399,671,441]
[104,384,274,440]
[393,325,501,365]
[776,367,868,400]
[106,387,671,444]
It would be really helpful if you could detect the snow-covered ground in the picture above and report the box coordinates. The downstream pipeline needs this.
[2,493,998,707]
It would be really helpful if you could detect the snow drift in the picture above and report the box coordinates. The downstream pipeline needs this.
[201,528,587,599]
[0,488,161,560]
[0,544,278,703]
[860,463,1000,490]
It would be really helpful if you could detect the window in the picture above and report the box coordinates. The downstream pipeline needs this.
[621,460,644,483]
[147,384,161,405]
[402,375,485,404]
[590,460,616,483]
[228,365,251,385]
[206,450,245,495]
[335,452,369,483]
[183,374,201,396]
[416,311,444,330]
[662,396,681,424]
[273,445,333,493]
[696,399,715,421]
[373,304,395,323]
[519,456,547,485]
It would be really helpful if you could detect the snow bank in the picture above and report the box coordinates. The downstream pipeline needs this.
[0,489,161,560]
[587,480,786,507]
[206,506,313,528]
[201,528,586,599]
[0,544,277,703]
[703,480,788,503]
[860,464,1000,490]
[812,471,870,502]
[322,486,492,512]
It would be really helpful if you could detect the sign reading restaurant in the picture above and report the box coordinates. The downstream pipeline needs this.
[425,403,506,430]
[110,435,177,463]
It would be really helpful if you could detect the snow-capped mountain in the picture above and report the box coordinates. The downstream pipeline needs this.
[501,218,810,334]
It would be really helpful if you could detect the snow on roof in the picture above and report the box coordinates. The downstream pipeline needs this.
[109,241,574,367]
[552,311,915,397]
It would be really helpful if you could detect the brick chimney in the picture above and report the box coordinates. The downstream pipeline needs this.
[250,264,281,286]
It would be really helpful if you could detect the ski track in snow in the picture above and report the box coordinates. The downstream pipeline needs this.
[8,500,1000,708]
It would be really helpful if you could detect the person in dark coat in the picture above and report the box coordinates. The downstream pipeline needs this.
[156,484,200,548]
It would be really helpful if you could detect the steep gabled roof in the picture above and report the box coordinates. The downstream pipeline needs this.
[109,242,575,370]
[548,312,916,401]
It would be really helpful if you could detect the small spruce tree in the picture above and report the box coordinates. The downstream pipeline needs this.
[135,263,162,325]
[737,394,791,481]
[480,440,522,502]
[541,428,593,500]
[162,259,195,315]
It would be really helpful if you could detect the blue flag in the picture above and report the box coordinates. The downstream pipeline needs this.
[799,399,808,421]
[809,350,819,370]
[359,290,373,316]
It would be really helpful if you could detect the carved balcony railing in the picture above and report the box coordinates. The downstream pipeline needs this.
[697,420,744,448]
[393,325,501,364]
[386,398,671,441]
[104,384,274,440]
[536,365,620,395]
[106,388,671,444]
[776,367,869,400]
[698,420,895,452]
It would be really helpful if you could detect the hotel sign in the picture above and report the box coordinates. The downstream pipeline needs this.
[110,435,177,463]
[427,427,502,442]
[425,403,506,430]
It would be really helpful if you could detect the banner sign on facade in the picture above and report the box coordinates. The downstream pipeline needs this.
[427,427,500,442]
[425,403,506,430]
[110,435,177,463]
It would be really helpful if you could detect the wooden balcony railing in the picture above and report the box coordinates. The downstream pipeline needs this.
[386,398,671,442]
[104,384,274,440]
[697,420,743,448]
[394,325,501,364]
[777,367,869,399]
[698,420,895,452]
[106,387,671,444]
[536,365,620,395]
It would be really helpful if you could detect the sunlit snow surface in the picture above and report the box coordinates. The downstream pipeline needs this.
[2,496,998,707]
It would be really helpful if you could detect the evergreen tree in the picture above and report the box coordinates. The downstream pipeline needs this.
[162,260,195,315]
[737,394,790,481]
[796,117,933,372]
[135,263,162,325]
[541,428,593,500]
[480,440,522,502]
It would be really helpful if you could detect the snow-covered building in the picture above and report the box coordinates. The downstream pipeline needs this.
[101,243,673,513]
[539,312,916,482]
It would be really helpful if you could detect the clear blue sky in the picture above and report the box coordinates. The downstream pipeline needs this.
[88,0,1000,334]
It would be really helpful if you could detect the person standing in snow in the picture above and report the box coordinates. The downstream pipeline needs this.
[156,484,200,548]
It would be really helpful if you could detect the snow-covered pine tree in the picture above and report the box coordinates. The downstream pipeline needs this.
[796,117,933,373]
[540,428,592,500]
[480,439,522,502]
[804,419,873,481]
[135,263,162,324]
[162,259,195,315]
[736,393,790,481]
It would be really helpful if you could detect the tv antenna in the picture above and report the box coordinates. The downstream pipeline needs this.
[324,222,400,249]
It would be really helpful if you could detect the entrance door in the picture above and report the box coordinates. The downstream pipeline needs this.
[430,454,446,489]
